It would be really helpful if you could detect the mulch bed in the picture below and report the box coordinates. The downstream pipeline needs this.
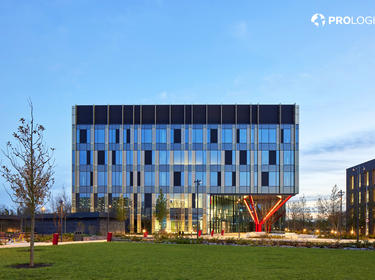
[8,263,53,269]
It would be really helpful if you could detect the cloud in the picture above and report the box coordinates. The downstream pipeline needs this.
[159,91,168,99]
[302,129,375,156]
[232,21,249,39]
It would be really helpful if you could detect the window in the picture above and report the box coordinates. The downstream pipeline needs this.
[261,151,269,165]
[210,172,218,186]
[98,151,106,165]
[372,170,375,185]
[79,171,91,186]
[210,150,221,164]
[240,172,249,187]
[225,150,232,165]
[240,151,247,165]
[350,193,354,204]
[185,127,189,144]
[284,172,294,187]
[126,151,133,165]
[95,127,105,144]
[79,129,89,143]
[124,128,131,144]
[173,129,181,143]
[196,171,206,186]
[159,172,169,187]
[269,150,277,165]
[254,171,258,187]
[156,128,167,143]
[79,150,91,165]
[209,128,218,143]
[134,127,138,143]
[351,175,354,189]
[173,151,184,164]
[142,128,152,143]
[145,150,153,165]
[109,128,120,144]
[225,172,234,186]
[195,151,206,165]
[222,128,232,143]
[174,172,181,186]
[112,150,122,165]
[144,172,154,186]
[237,128,247,143]
[126,172,133,186]
[112,171,122,186]
[261,172,269,186]
[98,171,107,186]
[365,172,369,186]
[260,127,276,144]
[251,127,255,144]
[269,171,278,187]
[159,151,169,165]
[193,128,203,143]
[281,128,291,143]
[284,151,294,165]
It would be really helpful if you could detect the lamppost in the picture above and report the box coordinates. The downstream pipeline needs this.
[353,166,364,244]
[41,206,45,236]
[107,204,112,233]
[236,198,241,239]
[194,179,201,239]
[337,190,344,241]
[59,200,63,242]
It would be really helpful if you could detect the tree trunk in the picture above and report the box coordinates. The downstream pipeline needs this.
[30,212,35,267]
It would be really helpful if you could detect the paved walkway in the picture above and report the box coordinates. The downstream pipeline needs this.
[0,239,107,249]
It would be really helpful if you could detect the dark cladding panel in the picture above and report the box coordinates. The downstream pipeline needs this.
[156,105,170,124]
[207,105,221,124]
[193,105,206,124]
[142,105,155,124]
[123,105,133,124]
[134,105,140,124]
[251,105,258,124]
[259,105,278,124]
[109,105,122,124]
[171,105,184,124]
[222,105,235,124]
[76,105,93,124]
[281,105,295,124]
[237,105,250,124]
[185,105,192,124]
[95,105,107,124]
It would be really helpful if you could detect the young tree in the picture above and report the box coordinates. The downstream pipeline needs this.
[155,189,167,232]
[1,101,54,267]
[116,196,130,234]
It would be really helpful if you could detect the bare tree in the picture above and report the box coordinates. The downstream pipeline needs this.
[315,185,341,232]
[1,101,54,267]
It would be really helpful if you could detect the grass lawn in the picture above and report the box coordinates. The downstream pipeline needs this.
[0,242,374,280]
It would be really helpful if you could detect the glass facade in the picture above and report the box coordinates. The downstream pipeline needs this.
[72,104,299,233]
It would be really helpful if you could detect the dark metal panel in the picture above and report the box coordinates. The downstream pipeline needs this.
[237,105,250,124]
[185,105,192,124]
[76,105,93,124]
[171,105,184,124]
[207,105,221,124]
[134,105,140,124]
[281,105,295,124]
[251,105,258,124]
[259,105,278,124]
[142,105,155,124]
[156,105,170,124]
[193,105,206,124]
[109,105,122,124]
[94,105,107,124]
[123,105,133,124]
[222,105,235,124]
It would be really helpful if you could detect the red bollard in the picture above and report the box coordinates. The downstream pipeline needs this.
[198,230,202,237]
[221,229,224,236]
[143,231,148,238]
[107,232,112,242]
[211,230,214,237]
[52,233,59,245]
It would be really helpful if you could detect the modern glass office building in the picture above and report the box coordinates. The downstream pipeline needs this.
[346,159,375,236]
[72,104,299,234]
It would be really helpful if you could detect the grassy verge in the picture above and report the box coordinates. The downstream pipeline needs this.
[0,242,374,280]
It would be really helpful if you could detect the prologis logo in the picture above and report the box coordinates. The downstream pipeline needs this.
[311,13,375,27]
[311,13,326,27]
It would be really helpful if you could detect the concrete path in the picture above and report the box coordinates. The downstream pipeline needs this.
[0,239,107,249]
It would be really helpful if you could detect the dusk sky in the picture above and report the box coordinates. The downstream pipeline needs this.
[1,1,375,208]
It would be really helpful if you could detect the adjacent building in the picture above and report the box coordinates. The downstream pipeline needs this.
[72,104,299,233]
[346,159,375,236]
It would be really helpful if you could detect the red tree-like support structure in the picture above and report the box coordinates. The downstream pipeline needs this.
[243,195,292,232]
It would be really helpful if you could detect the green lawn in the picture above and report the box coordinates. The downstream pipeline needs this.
[0,242,374,280]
